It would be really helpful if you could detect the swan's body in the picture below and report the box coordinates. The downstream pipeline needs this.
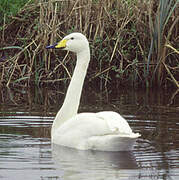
[47,32,140,151]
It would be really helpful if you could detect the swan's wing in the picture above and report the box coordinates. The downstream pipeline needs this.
[52,113,112,149]
[57,111,139,137]
[96,111,138,136]
[55,113,111,137]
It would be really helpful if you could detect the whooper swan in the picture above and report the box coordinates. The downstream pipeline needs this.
[46,32,140,151]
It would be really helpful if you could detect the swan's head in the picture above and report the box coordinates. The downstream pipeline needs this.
[46,32,89,53]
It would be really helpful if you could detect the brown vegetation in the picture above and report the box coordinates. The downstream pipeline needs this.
[0,0,178,89]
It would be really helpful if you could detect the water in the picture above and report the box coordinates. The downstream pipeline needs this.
[0,87,179,180]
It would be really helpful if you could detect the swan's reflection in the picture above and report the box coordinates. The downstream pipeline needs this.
[52,144,139,180]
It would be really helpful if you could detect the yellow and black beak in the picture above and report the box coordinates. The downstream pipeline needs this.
[46,39,67,49]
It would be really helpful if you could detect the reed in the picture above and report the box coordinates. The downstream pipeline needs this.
[147,0,179,87]
[0,0,178,88]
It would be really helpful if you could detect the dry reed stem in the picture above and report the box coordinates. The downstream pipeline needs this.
[168,89,179,106]
[165,44,179,54]
[6,40,36,87]
[56,53,72,79]
[163,62,179,88]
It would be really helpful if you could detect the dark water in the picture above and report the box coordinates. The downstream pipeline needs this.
[0,87,179,180]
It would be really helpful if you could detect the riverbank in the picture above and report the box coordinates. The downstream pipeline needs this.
[0,0,178,89]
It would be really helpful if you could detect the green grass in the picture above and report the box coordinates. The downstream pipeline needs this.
[0,0,34,25]
[0,0,31,16]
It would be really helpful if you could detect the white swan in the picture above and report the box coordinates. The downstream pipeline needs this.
[46,32,140,151]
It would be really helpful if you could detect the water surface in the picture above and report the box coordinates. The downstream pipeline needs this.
[0,87,179,179]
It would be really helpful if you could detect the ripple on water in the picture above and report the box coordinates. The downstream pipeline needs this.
[0,87,179,180]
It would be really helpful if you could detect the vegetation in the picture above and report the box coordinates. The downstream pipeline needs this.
[0,0,178,89]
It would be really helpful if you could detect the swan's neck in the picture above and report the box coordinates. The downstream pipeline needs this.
[52,48,90,132]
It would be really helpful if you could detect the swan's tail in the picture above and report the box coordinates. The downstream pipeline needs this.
[124,132,141,138]
[87,133,140,151]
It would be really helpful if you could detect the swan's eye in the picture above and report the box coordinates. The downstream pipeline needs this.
[71,37,74,40]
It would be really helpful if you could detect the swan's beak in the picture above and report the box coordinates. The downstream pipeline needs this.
[55,39,67,49]
[46,43,57,49]
[46,39,67,49]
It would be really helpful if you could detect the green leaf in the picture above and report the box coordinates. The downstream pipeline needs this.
[13,76,29,84]
[0,46,23,50]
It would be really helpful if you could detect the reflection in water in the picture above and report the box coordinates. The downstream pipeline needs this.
[52,144,138,180]
[0,87,179,179]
